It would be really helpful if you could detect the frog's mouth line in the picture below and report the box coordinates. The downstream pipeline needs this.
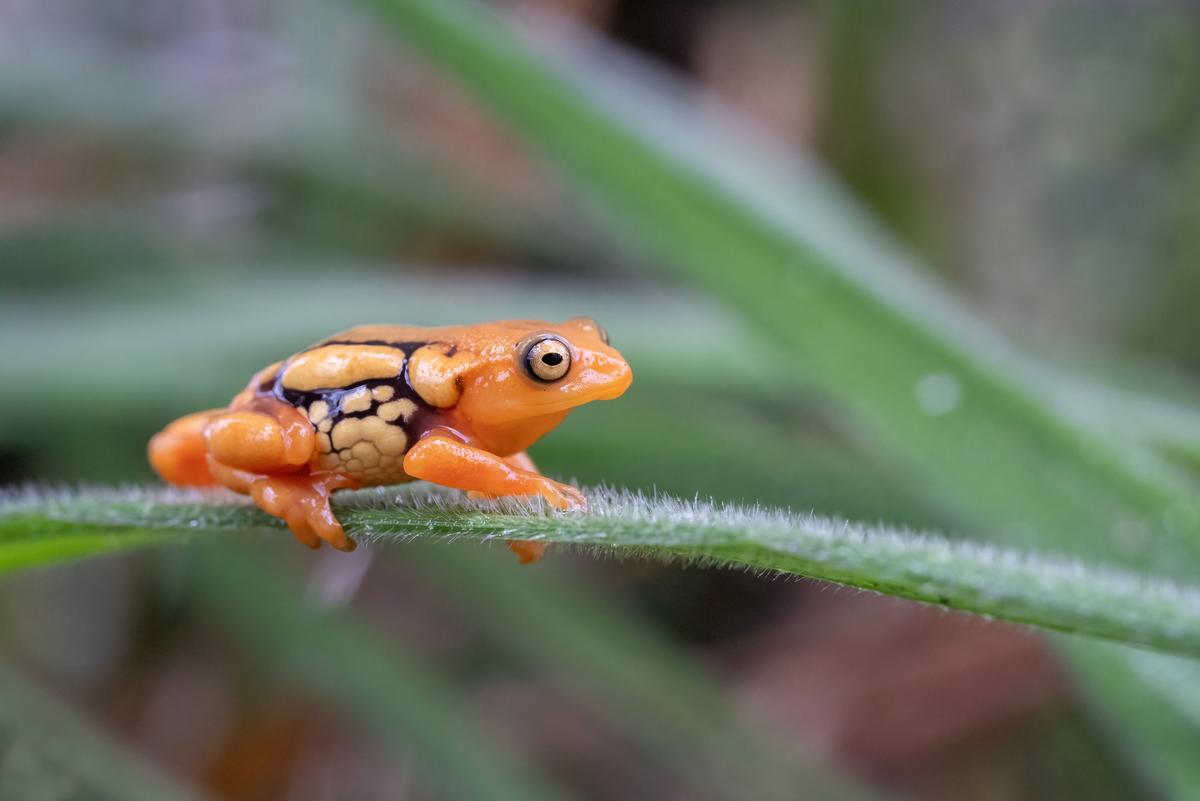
[536,372,632,411]
[588,382,632,402]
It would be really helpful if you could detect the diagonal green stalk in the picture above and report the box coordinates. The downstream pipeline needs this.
[5,486,1200,659]
[339,3,1200,795]
[352,0,1200,575]
[1061,641,1200,792]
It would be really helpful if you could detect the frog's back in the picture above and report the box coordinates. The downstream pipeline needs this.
[257,326,448,486]
[314,324,447,349]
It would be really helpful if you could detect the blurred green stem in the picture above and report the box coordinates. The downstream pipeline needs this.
[344,3,1200,795]
[0,662,209,801]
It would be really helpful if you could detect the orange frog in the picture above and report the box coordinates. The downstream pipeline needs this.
[149,318,632,563]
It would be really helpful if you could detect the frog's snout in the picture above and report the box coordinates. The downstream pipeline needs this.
[599,359,632,400]
[582,351,632,402]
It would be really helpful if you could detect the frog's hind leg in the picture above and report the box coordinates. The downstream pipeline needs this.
[149,410,223,487]
[203,403,314,475]
[204,402,359,552]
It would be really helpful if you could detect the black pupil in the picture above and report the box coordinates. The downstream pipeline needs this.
[541,352,564,366]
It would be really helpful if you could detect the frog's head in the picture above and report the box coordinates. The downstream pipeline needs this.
[447,318,632,455]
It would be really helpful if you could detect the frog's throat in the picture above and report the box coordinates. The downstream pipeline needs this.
[463,409,572,457]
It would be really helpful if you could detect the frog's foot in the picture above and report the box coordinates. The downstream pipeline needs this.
[149,410,222,487]
[404,434,585,565]
[507,541,548,564]
[199,402,358,551]
[531,480,587,511]
[466,491,553,565]
[249,473,360,551]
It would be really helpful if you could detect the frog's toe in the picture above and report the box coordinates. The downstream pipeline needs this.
[277,504,353,551]
[537,479,587,512]
[283,512,324,549]
[309,511,357,552]
[249,473,359,552]
[507,540,547,564]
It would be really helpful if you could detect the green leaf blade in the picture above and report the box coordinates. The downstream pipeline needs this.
[5,485,1200,659]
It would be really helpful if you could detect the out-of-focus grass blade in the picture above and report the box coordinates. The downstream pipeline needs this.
[356,0,1200,573]
[1063,641,1200,793]
[0,274,779,415]
[187,545,572,801]
[0,23,595,272]
[541,391,947,526]
[408,543,875,801]
[7,487,1200,659]
[346,3,1200,794]
[0,662,209,801]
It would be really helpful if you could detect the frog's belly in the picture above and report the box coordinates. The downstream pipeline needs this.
[310,410,415,486]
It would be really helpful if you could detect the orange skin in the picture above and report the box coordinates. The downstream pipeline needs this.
[149,318,631,562]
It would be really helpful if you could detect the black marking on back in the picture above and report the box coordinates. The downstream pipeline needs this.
[306,339,430,355]
[267,338,454,447]
[269,377,441,451]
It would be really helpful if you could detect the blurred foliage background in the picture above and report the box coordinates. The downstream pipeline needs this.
[3,0,1200,799]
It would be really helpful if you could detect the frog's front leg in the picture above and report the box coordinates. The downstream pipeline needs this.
[465,451,551,564]
[403,433,584,564]
[204,400,360,551]
[503,452,550,564]
[464,451,539,502]
[405,433,585,509]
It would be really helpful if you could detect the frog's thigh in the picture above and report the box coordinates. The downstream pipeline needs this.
[203,407,313,473]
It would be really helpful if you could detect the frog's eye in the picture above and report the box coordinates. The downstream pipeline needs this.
[597,325,610,345]
[524,336,572,383]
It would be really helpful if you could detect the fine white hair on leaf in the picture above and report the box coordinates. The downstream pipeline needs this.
[3,483,1200,656]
